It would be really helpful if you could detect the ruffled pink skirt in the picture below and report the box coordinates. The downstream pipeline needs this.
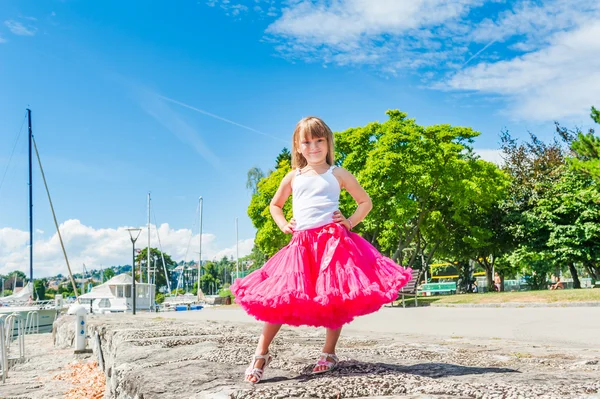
[231,223,412,329]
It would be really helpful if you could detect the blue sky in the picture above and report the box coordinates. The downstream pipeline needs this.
[1,0,598,278]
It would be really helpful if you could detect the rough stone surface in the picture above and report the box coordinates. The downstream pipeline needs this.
[44,312,600,399]
[0,333,97,399]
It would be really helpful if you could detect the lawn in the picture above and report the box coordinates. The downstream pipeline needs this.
[393,288,600,307]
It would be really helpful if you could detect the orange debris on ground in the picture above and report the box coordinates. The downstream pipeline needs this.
[52,360,106,399]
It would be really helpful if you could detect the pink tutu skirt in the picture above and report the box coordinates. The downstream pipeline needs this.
[231,223,412,329]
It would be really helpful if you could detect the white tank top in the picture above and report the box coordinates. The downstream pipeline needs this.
[292,165,340,231]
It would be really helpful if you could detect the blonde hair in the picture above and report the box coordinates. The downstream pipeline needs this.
[291,116,335,169]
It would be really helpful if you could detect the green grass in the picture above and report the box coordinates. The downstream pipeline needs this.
[393,288,600,306]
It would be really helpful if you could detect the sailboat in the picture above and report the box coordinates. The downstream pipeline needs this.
[0,109,78,332]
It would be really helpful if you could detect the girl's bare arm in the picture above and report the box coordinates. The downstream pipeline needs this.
[333,168,372,229]
[270,171,296,233]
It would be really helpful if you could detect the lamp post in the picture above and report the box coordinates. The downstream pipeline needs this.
[127,228,142,315]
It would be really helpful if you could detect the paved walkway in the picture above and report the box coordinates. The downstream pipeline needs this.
[141,305,600,348]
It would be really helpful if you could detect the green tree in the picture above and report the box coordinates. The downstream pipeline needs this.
[135,248,177,291]
[242,245,267,272]
[247,159,293,257]
[533,169,600,288]
[246,166,265,195]
[275,147,291,168]
[214,256,235,285]
[498,128,568,289]
[568,106,600,179]
[34,278,47,300]
[335,110,500,272]
[8,270,27,285]
[198,260,221,294]
[103,268,115,282]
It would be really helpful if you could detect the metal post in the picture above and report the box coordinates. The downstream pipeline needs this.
[127,228,142,315]
[235,217,239,280]
[147,192,151,284]
[133,244,137,313]
[198,196,203,299]
[27,109,33,284]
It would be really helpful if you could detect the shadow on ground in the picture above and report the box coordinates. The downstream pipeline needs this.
[262,359,518,383]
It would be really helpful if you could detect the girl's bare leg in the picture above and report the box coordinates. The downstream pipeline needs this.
[247,323,282,383]
[313,327,342,372]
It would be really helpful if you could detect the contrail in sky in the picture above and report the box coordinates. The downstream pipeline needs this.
[461,39,496,68]
[159,95,287,144]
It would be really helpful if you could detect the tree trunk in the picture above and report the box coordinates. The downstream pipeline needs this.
[584,262,600,281]
[484,267,494,292]
[567,262,581,289]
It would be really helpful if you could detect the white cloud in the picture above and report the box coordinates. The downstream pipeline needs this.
[471,0,599,47]
[264,0,483,67]
[203,0,600,121]
[0,36,6,43]
[474,148,503,165]
[206,0,252,16]
[443,21,600,121]
[0,220,254,278]
[268,0,479,45]
[4,20,37,36]
[212,238,254,261]
[207,0,278,17]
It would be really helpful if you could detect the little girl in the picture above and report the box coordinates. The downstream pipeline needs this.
[231,116,412,384]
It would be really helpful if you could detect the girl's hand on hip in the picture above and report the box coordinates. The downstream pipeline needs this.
[333,210,351,230]
[282,218,296,234]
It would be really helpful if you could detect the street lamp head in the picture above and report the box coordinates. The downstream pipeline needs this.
[127,228,142,242]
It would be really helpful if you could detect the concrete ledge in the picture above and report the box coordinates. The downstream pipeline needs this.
[430,301,600,308]
[51,311,600,399]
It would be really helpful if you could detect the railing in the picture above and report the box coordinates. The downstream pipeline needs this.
[3,313,25,365]
[0,316,7,383]
[0,299,55,308]
[25,311,39,334]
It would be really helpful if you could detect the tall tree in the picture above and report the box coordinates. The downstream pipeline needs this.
[534,169,600,288]
[247,159,293,257]
[246,167,265,195]
[34,278,47,300]
[198,260,220,294]
[135,248,177,291]
[335,110,503,271]
[499,129,568,288]
[275,148,291,168]
[567,106,600,180]
[103,268,115,282]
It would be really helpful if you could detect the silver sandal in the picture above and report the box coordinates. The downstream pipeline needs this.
[312,352,339,374]
[245,353,273,384]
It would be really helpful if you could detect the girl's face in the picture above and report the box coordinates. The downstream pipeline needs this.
[298,134,328,165]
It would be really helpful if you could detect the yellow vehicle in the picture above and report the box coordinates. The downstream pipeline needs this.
[428,262,486,281]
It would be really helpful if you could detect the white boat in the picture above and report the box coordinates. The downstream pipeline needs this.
[0,283,58,333]
[77,273,155,313]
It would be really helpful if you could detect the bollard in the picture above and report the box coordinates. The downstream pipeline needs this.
[67,304,93,354]
[54,294,63,310]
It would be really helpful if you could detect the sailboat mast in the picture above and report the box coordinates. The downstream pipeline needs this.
[147,192,151,284]
[27,108,33,284]
[197,196,203,297]
[235,217,239,280]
